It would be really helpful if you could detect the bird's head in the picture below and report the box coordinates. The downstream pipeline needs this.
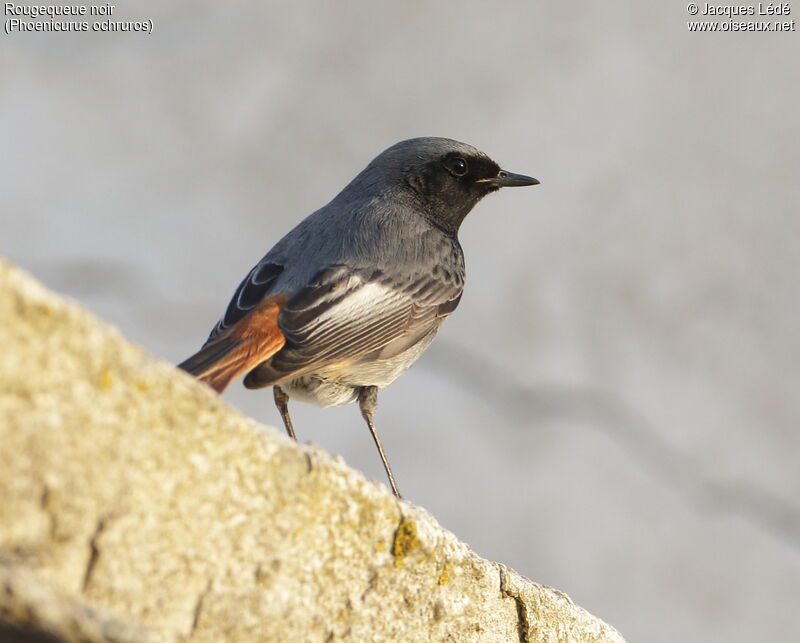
[348,137,539,235]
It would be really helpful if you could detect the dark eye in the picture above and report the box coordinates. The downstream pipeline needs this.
[447,157,468,177]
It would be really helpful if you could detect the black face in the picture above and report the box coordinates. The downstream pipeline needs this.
[411,151,510,235]
[442,151,503,193]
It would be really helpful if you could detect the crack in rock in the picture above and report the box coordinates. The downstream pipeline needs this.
[499,565,530,643]
[82,515,112,593]
[39,482,59,541]
[190,580,213,636]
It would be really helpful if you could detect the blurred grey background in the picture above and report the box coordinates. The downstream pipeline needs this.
[3,2,799,641]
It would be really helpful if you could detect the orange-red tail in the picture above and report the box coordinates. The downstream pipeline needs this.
[178,293,288,393]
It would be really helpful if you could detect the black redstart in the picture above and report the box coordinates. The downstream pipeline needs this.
[178,137,538,497]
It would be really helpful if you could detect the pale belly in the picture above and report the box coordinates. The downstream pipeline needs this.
[279,327,439,407]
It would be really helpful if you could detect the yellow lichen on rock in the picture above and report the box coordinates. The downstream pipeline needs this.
[392,516,421,567]
[438,562,451,586]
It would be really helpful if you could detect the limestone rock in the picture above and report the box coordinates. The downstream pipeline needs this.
[0,258,625,642]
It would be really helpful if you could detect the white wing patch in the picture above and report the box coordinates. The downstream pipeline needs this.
[314,281,393,324]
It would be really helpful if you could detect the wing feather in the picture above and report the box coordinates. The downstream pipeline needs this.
[207,261,283,341]
[265,265,462,378]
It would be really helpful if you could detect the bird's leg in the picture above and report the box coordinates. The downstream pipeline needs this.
[273,385,297,440]
[358,386,401,499]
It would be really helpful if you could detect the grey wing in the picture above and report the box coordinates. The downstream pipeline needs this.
[206,261,284,343]
[255,264,463,382]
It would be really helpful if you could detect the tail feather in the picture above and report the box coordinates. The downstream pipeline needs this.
[178,336,243,377]
[178,293,288,393]
[177,335,248,393]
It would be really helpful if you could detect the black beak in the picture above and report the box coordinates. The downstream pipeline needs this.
[479,169,540,188]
